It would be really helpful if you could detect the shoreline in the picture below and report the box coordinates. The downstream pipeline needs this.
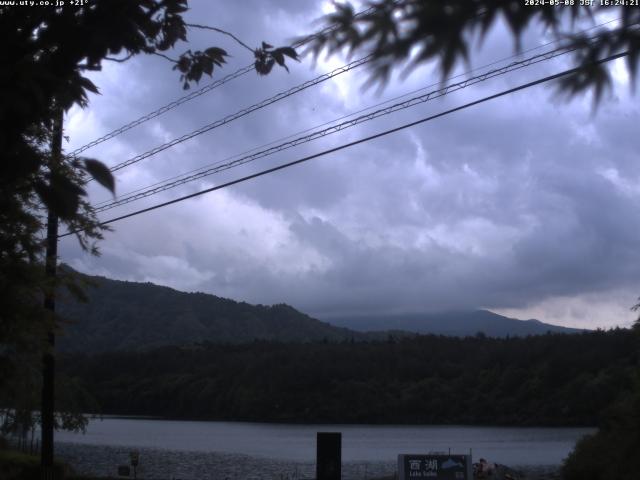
[80,413,596,429]
[55,442,563,480]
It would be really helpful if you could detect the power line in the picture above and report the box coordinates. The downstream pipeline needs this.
[59,51,628,239]
[106,54,373,174]
[92,45,574,213]
[68,65,255,159]
[66,4,384,159]
[91,17,626,209]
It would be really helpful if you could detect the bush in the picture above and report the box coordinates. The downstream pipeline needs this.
[0,450,66,480]
[563,429,639,480]
[562,377,640,480]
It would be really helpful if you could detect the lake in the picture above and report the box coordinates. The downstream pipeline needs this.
[54,418,594,479]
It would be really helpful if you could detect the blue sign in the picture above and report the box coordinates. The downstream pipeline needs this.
[398,454,471,480]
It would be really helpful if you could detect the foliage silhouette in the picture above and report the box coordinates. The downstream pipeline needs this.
[0,0,296,438]
[304,1,640,101]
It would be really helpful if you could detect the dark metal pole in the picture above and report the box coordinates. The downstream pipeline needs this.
[41,107,63,479]
[316,432,341,480]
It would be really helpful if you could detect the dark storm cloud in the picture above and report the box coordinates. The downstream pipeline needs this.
[60,2,640,327]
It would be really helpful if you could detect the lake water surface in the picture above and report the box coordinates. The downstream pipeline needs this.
[54,417,594,478]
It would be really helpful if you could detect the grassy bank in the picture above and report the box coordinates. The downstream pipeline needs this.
[0,449,68,480]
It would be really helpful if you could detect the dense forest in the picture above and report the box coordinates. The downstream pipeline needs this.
[59,329,638,426]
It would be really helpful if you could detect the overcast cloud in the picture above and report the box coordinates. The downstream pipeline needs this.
[59,0,640,329]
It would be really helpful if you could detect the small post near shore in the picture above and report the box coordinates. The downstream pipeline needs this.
[130,450,140,479]
[317,432,341,480]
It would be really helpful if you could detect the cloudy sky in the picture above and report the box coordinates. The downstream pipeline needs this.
[59,1,640,329]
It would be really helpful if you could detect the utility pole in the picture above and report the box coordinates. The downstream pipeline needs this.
[41,107,63,480]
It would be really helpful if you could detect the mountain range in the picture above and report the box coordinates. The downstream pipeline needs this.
[57,269,584,353]
[324,310,583,337]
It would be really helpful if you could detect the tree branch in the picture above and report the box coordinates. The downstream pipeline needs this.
[105,53,134,63]
[152,51,178,63]
[186,23,254,53]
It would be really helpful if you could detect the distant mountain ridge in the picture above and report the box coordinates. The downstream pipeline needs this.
[323,310,584,337]
[57,269,583,353]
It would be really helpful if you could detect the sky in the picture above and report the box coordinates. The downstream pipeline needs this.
[59,0,640,329]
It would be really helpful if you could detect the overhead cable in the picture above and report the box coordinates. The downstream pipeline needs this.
[91,17,623,209]
[58,50,628,238]
[66,3,384,158]
[105,55,372,173]
[93,45,574,213]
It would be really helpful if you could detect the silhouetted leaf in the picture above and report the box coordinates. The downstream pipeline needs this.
[78,76,100,95]
[205,47,227,59]
[255,57,275,76]
[279,47,299,60]
[202,58,213,76]
[83,159,115,194]
[273,51,285,67]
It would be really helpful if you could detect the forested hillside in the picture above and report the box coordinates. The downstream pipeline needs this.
[59,328,637,426]
[57,271,364,352]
